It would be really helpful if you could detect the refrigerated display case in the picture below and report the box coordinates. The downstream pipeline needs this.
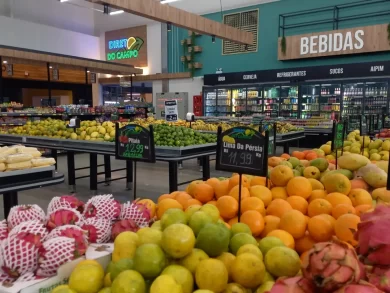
[364,81,388,115]
[231,88,246,114]
[280,85,299,118]
[320,83,341,120]
[342,82,364,117]
[203,88,217,116]
[301,84,320,119]
[216,88,232,115]
[263,85,280,118]
[245,86,262,114]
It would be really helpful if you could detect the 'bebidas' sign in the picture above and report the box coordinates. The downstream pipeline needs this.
[278,24,390,61]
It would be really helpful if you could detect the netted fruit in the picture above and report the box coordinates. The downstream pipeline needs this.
[45,225,88,256]
[0,220,8,241]
[355,205,390,266]
[36,236,80,277]
[47,195,85,214]
[120,200,151,228]
[333,280,384,293]
[81,217,111,243]
[302,239,362,292]
[46,208,82,231]
[83,194,121,220]
[270,276,315,293]
[7,204,45,229]
[8,220,48,241]
[111,219,139,240]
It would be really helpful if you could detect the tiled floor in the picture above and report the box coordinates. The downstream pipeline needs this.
[0,146,294,220]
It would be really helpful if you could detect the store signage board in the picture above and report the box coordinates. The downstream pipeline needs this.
[203,60,390,86]
[165,100,178,122]
[278,24,390,61]
[216,126,268,176]
[332,121,345,151]
[106,37,144,61]
[115,123,155,163]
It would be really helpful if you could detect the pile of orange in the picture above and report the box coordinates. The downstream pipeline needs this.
[156,165,374,257]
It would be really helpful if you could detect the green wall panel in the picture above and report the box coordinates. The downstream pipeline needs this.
[167,0,390,76]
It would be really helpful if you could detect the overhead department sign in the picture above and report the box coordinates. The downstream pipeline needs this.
[106,37,144,61]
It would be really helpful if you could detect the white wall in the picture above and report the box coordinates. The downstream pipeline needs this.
[0,16,100,59]
[147,23,162,75]
[168,77,204,112]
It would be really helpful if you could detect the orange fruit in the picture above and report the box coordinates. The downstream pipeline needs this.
[331,204,356,219]
[184,198,202,209]
[228,217,238,226]
[286,196,308,215]
[307,199,332,217]
[250,185,272,207]
[308,215,333,242]
[348,189,373,207]
[208,200,217,206]
[309,190,328,202]
[318,214,336,229]
[193,183,215,203]
[217,196,238,220]
[175,192,193,207]
[158,193,175,203]
[260,215,280,238]
[271,187,288,200]
[270,165,294,187]
[240,210,264,237]
[292,151,305,160]
[186,180,203,196]
[350,178,369,191]
[281,153,290,159]
[355,204,372,217]
[325,192,353,207]
[229,185,250,202]
[286,177,312,199]
[214,180,230,199]
[229,175,250,190]
[250,176,268,187]
[241,197,265,216]
[279,210,307,239]
[300,250,310,263]
[156,198,183,219]
[295,233,316,254]
[206,178,220,190]
[305,152,318,160]
[305,216,310,225]
[268,157,283,167]
[266,199,293,218]
[334,214,360,246]
[170,191,182,197]
[308,178,325,190]
[267,229,295,249]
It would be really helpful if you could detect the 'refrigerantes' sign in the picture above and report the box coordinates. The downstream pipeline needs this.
[278,24,390,61]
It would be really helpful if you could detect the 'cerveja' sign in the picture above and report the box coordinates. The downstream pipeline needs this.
[278,24,390,60]
[106,37,144,61]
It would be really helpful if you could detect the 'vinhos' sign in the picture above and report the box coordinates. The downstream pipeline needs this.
[106,37,144,61]
[278,24,390,60]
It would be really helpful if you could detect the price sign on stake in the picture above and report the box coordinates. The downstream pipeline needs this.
[332,120,346,169]
[165,100,178,122]
[216,126,268,221]
[115,123,156,200]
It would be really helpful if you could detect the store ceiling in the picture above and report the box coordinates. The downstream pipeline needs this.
[0,0,278,36]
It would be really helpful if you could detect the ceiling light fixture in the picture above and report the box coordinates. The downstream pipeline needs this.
[2,61,7,64]
[167,22,172,32]
[212,35,215,43]
[161,0,181,4]
[59,0,69,2]
[109,10,124,15]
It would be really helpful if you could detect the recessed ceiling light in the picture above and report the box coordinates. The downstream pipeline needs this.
[109,10,124,15]
[161,0,181,4]
[59,0,69,2]
[3,61,7,64]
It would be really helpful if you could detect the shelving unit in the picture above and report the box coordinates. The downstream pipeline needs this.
[280,86,299,118]
[263,86,280,117]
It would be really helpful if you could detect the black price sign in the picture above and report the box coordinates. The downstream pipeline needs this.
[332,120,345,151]
[115,123,155,162]
[216,126,268,176]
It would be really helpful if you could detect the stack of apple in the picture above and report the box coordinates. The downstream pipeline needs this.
[375,129,390,139]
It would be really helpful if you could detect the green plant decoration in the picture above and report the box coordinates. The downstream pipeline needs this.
[281,36,286,55]
[387,23,390,45]
[190,32,196,77]
[182,39,188,70]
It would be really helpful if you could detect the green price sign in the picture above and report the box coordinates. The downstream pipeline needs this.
[333,122,345,150]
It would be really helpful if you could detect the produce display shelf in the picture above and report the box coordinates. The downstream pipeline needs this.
[304,128,333,134]
[0,113,63,117]
[275,131,305,142]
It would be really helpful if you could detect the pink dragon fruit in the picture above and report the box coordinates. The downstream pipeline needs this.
[81,217,111,244]
[7,204,45,229]
[46,225,88,256]
[333,280,384,293]
[9,220,48,241]
[366,265,390,292]
[120,200,150,228]
[36,236,81,277]
[46,208,82,231]
[355,205,390,266]
[0,232,41,279]
[111,219,139,240]
[270,277,315,293]
[0,220,8,241]
[302,239,362,292]
[47,195,85,214]
[83,194,121,220]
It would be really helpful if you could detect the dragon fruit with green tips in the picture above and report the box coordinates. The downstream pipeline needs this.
[7,204,45,229]
[46,208,82,231]
[9,220,48,241]
[269,276,315,293]
[45,225,88,256]
[333,280,384,293]
[365,265,390,292]
[47,195,85,214]
[81,217,111,243]
[111,219,139,241]
[83,194,121,220]
[120,199,151,228]
[302,239,363,292]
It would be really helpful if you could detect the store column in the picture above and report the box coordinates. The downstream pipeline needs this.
[161,24,169,92]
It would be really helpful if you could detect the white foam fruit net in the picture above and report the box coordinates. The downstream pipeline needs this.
[83,194,120,220]
[120,202,149,228]
[0,237,39,277]
[7,205,45,229]
[9,220,48,240]
[47,197,74,215]
[82,218,111,244]
[17,272,38,282]
[0,220,8,240]
[36,237,76,277]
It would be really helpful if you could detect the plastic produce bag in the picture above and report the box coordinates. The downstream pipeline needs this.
[0,147,17,156]
[6,160,32,171]
[31,158,56,167]
[0,163,5,172]
[18,147,38,153]
[6,153,33,164]
[0,156,5,163]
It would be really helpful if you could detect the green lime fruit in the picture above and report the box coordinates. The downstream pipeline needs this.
[229,233,258,255]
[189,211,213,236]
[162,265,194,293]
[180,248,209,275]
[111,258,134,281]
[97,288,111,293]
[258,237,285,256]
[196,223,230,257]
[111,270,145,293]
[264,246,301,277]
[134,244,166,278]
[150,275,182,293]
[230,223,252,237]
[162,224,195,259]
[137,227,162,246]
[161,208,188,230]
[255,281,275,293]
